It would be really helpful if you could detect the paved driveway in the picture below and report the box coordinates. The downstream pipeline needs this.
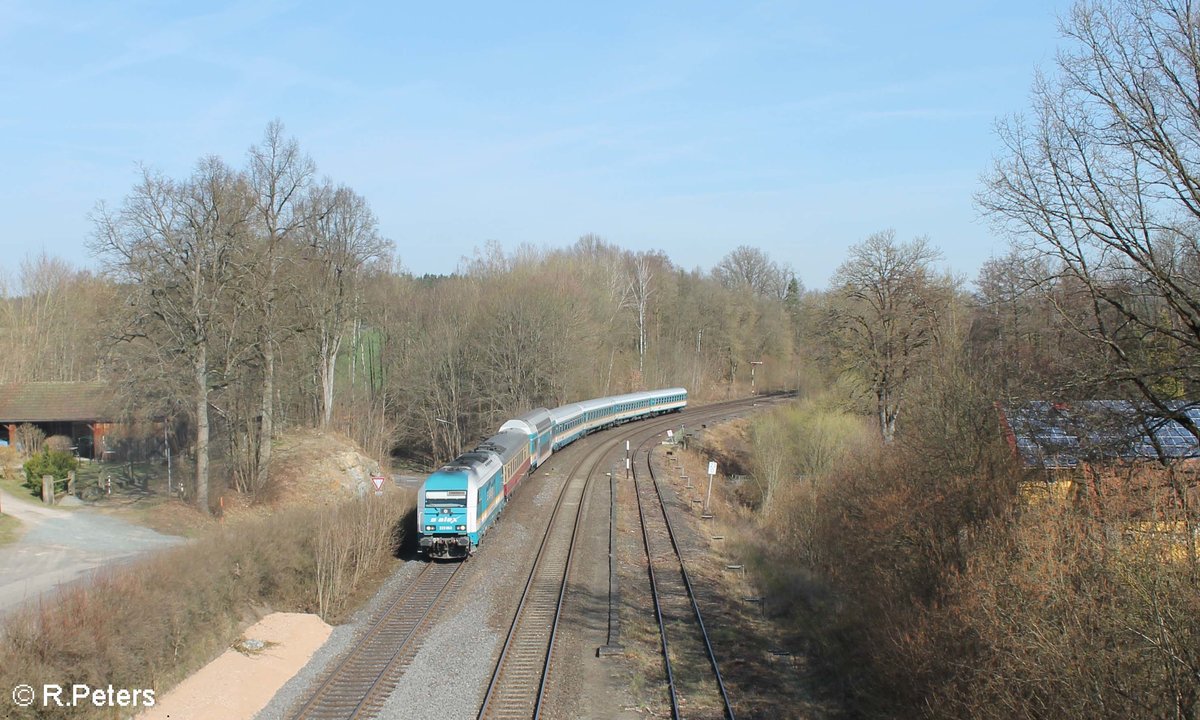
[0,490,183,611]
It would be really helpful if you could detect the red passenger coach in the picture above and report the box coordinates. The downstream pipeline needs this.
[474,430,532,498]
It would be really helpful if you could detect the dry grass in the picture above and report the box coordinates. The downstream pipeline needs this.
[613,436,838,718]
[0,474,42,505]
[0,513,22,546]
[0,489,413,719]
[661,444,838,719]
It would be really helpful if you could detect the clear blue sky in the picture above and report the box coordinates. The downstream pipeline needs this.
[0,0,1072,290]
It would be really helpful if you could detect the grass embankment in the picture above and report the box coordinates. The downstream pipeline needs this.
[0,514,22,546]
[0,475,42,506]
[0,490,414,720]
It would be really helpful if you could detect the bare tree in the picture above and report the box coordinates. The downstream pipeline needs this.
[0,254,112,383]
[570,235,637,394]
[828,230,953,443]
[980,0,1200,427]
[623,251,661,381]
[301,182,389,428]
[246,120,315,492]
[92,159,252,512]
[978,6,1200,662]
[15,254,73,380]
[713,245,794,299]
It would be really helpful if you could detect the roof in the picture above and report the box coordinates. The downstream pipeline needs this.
[499,408,553,435]
[475,429,527,458]
[548,387,689,424]
[0,382,118,423]
[1001,401,1200,469]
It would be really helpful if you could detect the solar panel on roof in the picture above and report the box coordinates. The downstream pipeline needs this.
[1004,400,1200,467]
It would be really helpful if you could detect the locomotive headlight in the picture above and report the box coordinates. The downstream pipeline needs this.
[456,524,466,531]
[424,525,435,532]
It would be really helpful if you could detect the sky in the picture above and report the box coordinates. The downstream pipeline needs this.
[0,0,1074,291]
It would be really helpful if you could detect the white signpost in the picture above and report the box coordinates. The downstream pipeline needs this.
[705,461,718,513]
[371,475,385,496]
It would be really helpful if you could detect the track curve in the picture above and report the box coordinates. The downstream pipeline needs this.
[482,396,774,719]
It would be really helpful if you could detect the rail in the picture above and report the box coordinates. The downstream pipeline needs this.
[632,434,736,719]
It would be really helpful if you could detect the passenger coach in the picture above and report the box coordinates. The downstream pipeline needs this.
[549,388,687,449]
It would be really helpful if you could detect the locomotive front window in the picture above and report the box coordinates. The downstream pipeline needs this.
[425,490,467,507]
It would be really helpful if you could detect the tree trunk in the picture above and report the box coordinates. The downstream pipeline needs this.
[877,389,896,444]
[350,317,359,390]
[256,342,274,491]
[637,302,646,378]
[194,344,210,513]
[320,333,341,428]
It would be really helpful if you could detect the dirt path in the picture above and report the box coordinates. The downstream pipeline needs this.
[0,489,183,610]
[138,613,331,720]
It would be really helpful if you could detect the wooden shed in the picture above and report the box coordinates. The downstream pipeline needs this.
[0,382,120,459]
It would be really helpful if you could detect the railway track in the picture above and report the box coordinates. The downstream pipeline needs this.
[480,398,770,719]
[632,434,735,720]
[289,560,464,720]
[476,418,621,719]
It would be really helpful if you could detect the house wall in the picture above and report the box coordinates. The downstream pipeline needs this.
[1019,460,1200,562]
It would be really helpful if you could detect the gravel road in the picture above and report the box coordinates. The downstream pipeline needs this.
[0,489,183,610]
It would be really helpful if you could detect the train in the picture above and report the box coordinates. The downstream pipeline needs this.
[417,387,688,559]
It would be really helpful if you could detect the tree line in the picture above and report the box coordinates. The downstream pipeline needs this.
[0,119,980,514]
[0,127,808,511]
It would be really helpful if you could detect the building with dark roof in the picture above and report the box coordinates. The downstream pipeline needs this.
[0,382,120,458]
[998,400,1200,518]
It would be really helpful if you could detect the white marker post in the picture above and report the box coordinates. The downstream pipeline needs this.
[705,461,718,514]
[625,456,631,480]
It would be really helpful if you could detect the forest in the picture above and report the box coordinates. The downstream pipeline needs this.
[2,1,1200,716]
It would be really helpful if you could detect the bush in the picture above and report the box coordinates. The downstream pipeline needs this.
[924,506,1200,720]
[0,446,20,479]
[749,363,1023,717]
[22,450,78,492]
[44,435,72,453]
[13,423,44,456]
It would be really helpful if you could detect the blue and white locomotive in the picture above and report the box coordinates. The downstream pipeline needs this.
[418,387,687,559]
